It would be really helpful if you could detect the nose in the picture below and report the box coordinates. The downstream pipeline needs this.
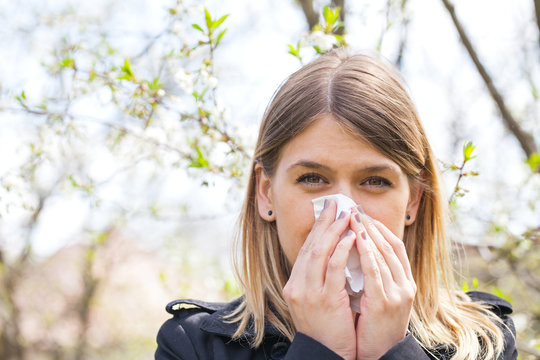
[334,183,355,202]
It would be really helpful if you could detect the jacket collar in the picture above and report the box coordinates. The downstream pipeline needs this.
[198,297,283,339]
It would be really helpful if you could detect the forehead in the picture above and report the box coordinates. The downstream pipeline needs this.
[277,115,402,172]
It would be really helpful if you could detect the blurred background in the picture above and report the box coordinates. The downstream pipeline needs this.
[0,0,539,358]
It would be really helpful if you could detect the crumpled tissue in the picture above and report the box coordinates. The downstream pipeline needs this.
[312,193,364,313]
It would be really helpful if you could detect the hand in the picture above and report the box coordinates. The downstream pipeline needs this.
[350,210,416,360]
[283,199,357,360]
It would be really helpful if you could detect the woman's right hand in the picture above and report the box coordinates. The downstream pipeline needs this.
[282,199,357,360]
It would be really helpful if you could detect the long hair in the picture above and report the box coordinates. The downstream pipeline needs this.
[228,50,505,360]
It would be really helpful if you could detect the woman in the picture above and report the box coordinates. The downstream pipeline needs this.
[156,50,516,359]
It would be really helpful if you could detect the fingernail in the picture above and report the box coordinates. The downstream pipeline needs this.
[356,204,366,215]
[323,199,329,210]
[355,213,361,223]
[338,211,346,219]
[360,231,367,240]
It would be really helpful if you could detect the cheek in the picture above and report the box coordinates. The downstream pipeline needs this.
[376,212,406,239]
[273,196,315,265]
[363,196,408,239]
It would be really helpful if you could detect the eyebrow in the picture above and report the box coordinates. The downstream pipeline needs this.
[286,160,331,172]
[286,160,401,174]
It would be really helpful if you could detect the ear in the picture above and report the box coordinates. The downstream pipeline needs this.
[405,180,424,226]
[254,162,275,221]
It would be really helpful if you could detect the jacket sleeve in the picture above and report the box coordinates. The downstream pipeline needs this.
[284,332,345,360]
[467,291,518,360]
[499,309,518,360]
[380,290,519,360]
[155,317,198,360]
[379,333,432,360]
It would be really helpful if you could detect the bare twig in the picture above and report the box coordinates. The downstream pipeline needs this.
[441,0,538,165]
[535,0,540,45]
[297,0,319,30]
[395,0,410,69]
[331,0,345,35]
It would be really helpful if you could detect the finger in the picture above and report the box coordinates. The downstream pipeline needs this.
[370,218,414,283]
[324,231,356,293]
[301,199,337,251]
[364,227,395,294]
[361,214,408,286]
[350,211,384,297]
[305,211,352,286]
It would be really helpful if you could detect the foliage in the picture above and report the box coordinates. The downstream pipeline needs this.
[0,1,247,358]
[288,5,346,64]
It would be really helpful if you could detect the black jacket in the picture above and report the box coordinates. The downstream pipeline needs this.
[155,291,517,359]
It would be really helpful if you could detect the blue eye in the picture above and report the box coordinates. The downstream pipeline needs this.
[296,173,326,185]
[363,177,391,187]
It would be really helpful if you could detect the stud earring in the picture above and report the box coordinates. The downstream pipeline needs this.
[406,214,411,220]
[268,210,273,216]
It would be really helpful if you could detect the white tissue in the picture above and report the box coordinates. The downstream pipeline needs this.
[312,194,364,313]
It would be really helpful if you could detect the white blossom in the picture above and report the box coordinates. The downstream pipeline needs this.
[187,4,204,17]
[174,70,194,94]
[207,76,218,89]
[310,30,337,52]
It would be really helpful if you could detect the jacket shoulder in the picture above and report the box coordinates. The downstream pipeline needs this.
[156,299,234,359]
[165,298,229,316]
[466,291,513,316]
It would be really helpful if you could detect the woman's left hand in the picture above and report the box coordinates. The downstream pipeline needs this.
[350,210,417,360]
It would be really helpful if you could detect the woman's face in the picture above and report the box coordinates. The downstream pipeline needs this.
[256,115,423,266]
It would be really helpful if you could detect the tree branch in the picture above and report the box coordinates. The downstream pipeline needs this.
[535,0,540,45]
[441,0,538,164]
[331,0,345,35]
[395,0,410,69]
[297,0,318,30]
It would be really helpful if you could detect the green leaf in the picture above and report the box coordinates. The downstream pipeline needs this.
[525,152,540,172]
[462,140,476,161]
[215,29,227,47]
[491,287,512,303]
[118,58,135,81]
[462,281,469,292]
[223,278,241,297]
[472,277,479,289]
[213,14,229,29]
[323,5,341,29]
[287,44,299,57]
[61,57,75,69]
[323,5,333,24]
[85,248,95,262]
[331,8,341,25]
[148,77,162,91]
[189,147,209,168]
[204,8,213,30]
[530,79,538,100]
[68,175,79,188]
[95,231,108,244]
[192,23,204,33]
[15,90,26,104]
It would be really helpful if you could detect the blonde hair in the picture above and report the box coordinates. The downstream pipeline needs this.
[228,50,505,359]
